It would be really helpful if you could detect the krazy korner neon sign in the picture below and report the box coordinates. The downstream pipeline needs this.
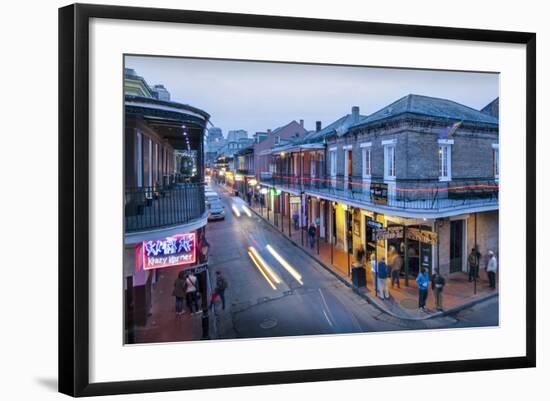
[142,233,196,270]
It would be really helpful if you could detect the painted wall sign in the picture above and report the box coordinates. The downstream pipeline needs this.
[406,228,438,244]
[142,232,196,270]
[366,217,383,229]
[374,226,404,240]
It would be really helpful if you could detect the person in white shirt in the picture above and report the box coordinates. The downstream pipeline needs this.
[185,273,200,314]
[486,251,498,290]
[370,254,377,292]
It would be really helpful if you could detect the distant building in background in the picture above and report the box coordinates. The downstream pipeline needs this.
[151,84,171,101]
[254,131,268,144]
[124,68,154,98]
[207,127,224,143]
[254,119,308,182]
[227,129,248,142]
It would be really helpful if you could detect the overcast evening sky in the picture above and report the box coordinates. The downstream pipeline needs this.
[126,55,499,137]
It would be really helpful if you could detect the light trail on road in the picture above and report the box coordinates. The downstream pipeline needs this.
[248,246,282,289]
[247,250,277,290]
[266,244,303,285]
[231,204,241,217]
[242,205,252,217]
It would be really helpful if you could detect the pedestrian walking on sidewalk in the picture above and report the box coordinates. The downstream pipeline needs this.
[292,210,299,230]
[308,223,317,249]
[468,248,479,282]
[214,270,228,310]
[391,253,403,289]
[416,268,430,310]
[185,273,200,315]
[486,250,498,289]
[431,271,446,311]
[172,271,187,315]
[355,244,366,265]
[377,257,389,300]
[370,254,377,291]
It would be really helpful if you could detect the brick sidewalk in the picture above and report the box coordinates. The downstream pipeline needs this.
[132,267,204,344]
[249,200,498,320]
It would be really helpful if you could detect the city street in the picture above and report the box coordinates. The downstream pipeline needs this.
[205,183,498,339]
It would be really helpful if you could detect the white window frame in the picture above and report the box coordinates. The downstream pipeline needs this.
[343,145,352,186]
[136,131,143,187]
[383,139,397,181]
[360,142,372,179]
[492,143,499,180]
[148,138,153,188]
[438,139,454,182]
[154,142,159,185]
[329,147,337,187]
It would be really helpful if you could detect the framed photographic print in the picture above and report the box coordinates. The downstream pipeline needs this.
[58,3,536,397]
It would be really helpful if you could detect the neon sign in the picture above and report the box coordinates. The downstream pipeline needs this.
[142,233,196,270]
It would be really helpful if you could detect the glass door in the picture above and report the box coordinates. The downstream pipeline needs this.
[450,220,464,273]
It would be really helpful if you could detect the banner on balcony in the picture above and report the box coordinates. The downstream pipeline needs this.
[370,183,388,205]
[142,232,196,270]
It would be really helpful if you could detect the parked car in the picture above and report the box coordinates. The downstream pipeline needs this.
[207,200,225,221]
[205,191,220,205]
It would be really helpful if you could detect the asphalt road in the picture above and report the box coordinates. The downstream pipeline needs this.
[204,183,498,340]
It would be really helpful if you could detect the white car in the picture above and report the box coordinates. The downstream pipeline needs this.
[205,191,220,205]
[207,200,225,221]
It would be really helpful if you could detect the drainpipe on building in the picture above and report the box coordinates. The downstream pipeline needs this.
[288,196,291,237]
[301,192,305,247]
[374,212,379,294]
[474,213,478,295]
[436,219,440,275]
[404,225,409,287]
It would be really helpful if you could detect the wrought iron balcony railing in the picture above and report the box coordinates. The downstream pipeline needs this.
[260,173,498,211]
[125,183,206,233]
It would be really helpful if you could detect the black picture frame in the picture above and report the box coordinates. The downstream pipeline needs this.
[59,3,536,397]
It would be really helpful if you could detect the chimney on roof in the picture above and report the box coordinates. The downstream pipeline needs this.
[316,121,322,132]
[299,119,304,128]
[267,129,272,135]
[352,106,360,123]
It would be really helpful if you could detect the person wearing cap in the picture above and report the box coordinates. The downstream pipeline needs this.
[486,251,498,289]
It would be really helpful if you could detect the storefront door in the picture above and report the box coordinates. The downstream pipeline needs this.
[450,220,464,273]
[346,209,353,254]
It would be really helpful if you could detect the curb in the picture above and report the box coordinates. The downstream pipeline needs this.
[249,205,499,321]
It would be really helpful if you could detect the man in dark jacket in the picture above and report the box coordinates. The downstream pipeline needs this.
[214,271,228,310]
[172,271,187,315]
[431,271,446,311]
[377,257,389,300]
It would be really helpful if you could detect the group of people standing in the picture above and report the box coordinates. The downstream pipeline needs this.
[361,245,498,312]
[468,247,499,290]
[367,253,446,312]
[172,270,229,316]
[172,271,201,316]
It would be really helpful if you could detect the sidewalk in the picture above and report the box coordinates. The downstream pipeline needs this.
[132,266,204,344]
[248,199,498,321]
